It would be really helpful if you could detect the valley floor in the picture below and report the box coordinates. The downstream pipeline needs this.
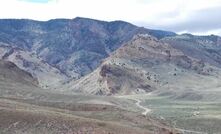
[118,93,221,134]
[0,95,177,134]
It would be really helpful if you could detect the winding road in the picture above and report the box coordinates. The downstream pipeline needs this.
[134,99,151,115]
[134,99,204,133]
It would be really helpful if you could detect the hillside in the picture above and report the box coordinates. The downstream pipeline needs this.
[0,59,38,86]
[162,34,221,68]
[0,46,67,88]
[64,34,221,96]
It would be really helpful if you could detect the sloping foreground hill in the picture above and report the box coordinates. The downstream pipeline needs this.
[0,60,178,134]
[64,34,221,96]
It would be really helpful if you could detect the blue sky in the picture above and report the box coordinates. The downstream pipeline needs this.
[0,0,221,35]
[19,0,52,3]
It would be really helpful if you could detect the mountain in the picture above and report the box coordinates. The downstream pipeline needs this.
[64,34,221,96]
[0,17,176,88]
[1,17,221,97]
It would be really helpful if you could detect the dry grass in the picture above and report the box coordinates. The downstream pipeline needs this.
[0,98,178,134]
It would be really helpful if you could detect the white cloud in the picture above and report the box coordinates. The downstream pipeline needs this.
[18,0,54,3]
[0,0,221,35]
[180,29,221,36]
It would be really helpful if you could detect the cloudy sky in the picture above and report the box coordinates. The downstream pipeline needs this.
[0,0,221,35]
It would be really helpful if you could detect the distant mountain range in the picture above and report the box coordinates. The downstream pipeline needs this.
[0,17,176,88]
[1,17,221,96]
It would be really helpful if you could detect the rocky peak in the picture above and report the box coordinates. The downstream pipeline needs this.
[132,34,158,41]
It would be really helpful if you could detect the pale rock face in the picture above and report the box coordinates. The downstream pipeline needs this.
[0,45,67,89]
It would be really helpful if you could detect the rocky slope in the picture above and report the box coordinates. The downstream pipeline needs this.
[0,18,176,88]
[0,59,38,86]
[0,59,41,98]
[0,45,67,88]
[64,34,221,95]
[162,33,221,68]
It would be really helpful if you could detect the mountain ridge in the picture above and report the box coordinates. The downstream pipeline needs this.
[0,17,221,93]
[0,17,177,88]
